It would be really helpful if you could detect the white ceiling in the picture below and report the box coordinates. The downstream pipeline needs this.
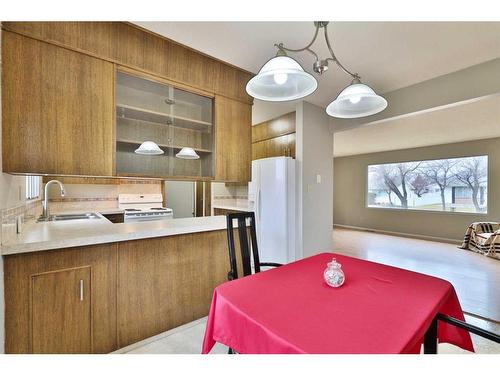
[135,22,500,108]
[333,94,500,157]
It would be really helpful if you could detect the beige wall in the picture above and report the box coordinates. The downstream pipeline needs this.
[296,102,334,257]
[333,137,500,241]
[334,95,500,157]
[252,99,298,125]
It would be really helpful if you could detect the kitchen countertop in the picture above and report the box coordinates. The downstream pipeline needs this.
[1,214,228,256]
[212,199,254,212]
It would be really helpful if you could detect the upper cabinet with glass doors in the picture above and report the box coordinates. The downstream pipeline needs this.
[115,71,214,179]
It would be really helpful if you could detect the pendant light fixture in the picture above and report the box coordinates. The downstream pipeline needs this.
[246,55,318,102]
[246,22,387,118]
[134,141,164,155]
[326,77,388,118]
[175,147,200,160]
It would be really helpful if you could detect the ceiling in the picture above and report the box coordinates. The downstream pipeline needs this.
[333,94,500,157]
[135,22,500,108]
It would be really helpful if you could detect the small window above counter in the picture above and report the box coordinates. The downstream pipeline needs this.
[115,71,214,179]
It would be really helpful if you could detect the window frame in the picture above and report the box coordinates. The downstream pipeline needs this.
[25,175,41,201]
[365,154,489,216]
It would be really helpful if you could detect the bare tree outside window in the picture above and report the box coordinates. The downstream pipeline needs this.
[422,159,458,211]
[367,156,488,213]
[374,162,421,208]
[410,174,432,198]
[453,157,487,212]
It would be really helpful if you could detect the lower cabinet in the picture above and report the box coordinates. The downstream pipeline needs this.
[3,230,229,353]
[31,267,92,353]
[116,231,228,347]
[4,243,117,354]
[213,208,248,216]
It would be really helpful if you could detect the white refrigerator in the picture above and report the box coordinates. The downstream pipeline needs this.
[248,156,296,265]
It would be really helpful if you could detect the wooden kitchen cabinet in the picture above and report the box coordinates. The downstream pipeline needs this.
[2,24,253,181]
[115,70,215,179]
[4,229,236,353]
[31,267,92,353]
[2,22,253,104]
[213,207,248,216]
[252,112,295,143]
[1,24,253,182]
[252,133,296,160]
[116,231,229,347]
[214,95,252,182]
[4,243,118,353]
[251,112,296,160]
[1,31,115,176]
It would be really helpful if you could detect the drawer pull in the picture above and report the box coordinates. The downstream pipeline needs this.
[79,279,84,301]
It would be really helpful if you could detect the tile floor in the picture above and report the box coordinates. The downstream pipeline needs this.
[114,314,499,354]
[113,317,228,354]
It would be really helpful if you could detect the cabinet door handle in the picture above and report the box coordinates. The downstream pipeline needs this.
[79,279,84,301]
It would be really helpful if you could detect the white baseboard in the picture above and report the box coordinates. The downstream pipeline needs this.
[333,224,462,245]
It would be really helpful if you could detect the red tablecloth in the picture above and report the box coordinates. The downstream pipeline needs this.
[202,253,473,354]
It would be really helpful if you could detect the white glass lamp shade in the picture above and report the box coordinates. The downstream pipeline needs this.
[176,147,200,160]
[326,83,387,118]
[246,56,318,102]
[134,141,164,155]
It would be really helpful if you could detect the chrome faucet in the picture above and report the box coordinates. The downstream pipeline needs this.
[39,180,65,221]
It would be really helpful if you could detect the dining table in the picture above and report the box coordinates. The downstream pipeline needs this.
[202,252,474,354]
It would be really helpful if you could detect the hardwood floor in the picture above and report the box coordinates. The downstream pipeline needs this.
[332,227,500,322]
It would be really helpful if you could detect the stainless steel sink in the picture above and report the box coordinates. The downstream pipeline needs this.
[38,213,101,222]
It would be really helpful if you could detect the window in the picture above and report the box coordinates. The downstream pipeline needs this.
[25,175,41,200]
[367,155,488,214]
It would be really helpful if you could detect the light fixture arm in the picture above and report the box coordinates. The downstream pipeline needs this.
[274,22,320,53]
[246,21,387,118]
[274,22,321,62]
[323,23,359,80]
[273,21,360,80]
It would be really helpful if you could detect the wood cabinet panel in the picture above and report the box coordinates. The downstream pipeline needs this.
[2,32,115,175]
[3,22,253,103]
[213,207,248,216]
[31,267,92,353]
[215,63,253,104]
[252,133,295,160]
[214,96,252,182]
[286,132,296,158]
[252,112,296,142]
[116,230,229,347]
[251,112,296,160]
[252,139,267,160]
[4,243,117,353]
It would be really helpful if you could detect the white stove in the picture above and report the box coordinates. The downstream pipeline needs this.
[118,194,173,222]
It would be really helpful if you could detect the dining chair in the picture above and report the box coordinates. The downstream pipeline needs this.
[225,211,283,354]
[225,211,283,281]
[424,313,500,354]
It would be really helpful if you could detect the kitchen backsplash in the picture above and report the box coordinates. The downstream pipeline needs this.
[1,198,42,245]
[46,180,162,212]
[1,179,163,245]
[211,182,248,200]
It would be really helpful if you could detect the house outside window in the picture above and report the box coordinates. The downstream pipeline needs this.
[367,155,488,214]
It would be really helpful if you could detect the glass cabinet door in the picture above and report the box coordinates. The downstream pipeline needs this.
[115,71,214,178]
